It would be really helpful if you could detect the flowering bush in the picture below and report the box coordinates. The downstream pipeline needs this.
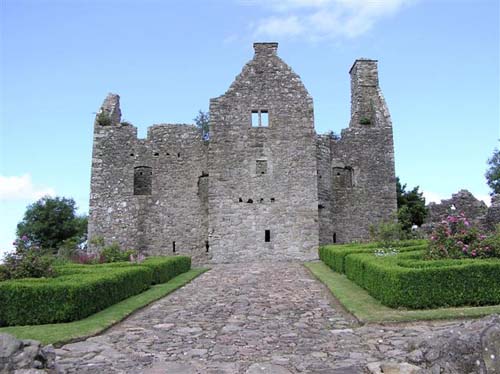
[130,252,146,264]
[2,235,55,279]
[71,251,106,264]
[427,212,499,259]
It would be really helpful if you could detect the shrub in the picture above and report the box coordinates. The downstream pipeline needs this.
[369,219,405,248]
[319,240,426,273]
[96,111,112,126]
[0,265,152,326]
[344,251,500,309]
[70,251,105,264]
[427,212,498,259]
[89,256,192,285]
[142,256,191,284]
[359,117,371,125]
[0,265,8,282]
[100,242,136,263]
[2,236,55,280]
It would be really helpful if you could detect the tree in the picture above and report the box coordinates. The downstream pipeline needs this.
[486,148,500,196]
[396,177,427,232]
[16,196,88,252]
[194,110,209,138]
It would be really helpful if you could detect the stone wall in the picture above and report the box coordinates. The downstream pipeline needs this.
[88,99,209,262]
[207,42,319,262]
[424,190,500,232]
[88,43,398,261]
[425,189,488,224]
[317,59,397,244]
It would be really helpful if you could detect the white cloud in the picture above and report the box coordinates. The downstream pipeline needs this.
[251,0,415,40]
[255,16,305,38]
[0,174,56,201]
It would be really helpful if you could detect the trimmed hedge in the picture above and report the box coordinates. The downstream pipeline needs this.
[0,266,152,326]
[0,256,191,326]
[319,240,427,273]
[142,256,191,284]
[77,256,192,284]
[320,242,500,309]
[329,248,500,309]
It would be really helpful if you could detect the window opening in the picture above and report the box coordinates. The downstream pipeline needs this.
[251,110,269,127]
[256,160,267,175]
[260,198,264,203]
[265,230,271,242]
[205,241,209,253]
[134,166,152,195]
[247,199,253,204]
[177,153,180,158]
[261,111,269,127]
[270,198,275,203]
[332,167,353,188]
[251,111,259,127]
[333,233,337,244]
[172,241,176,253]
[153,152,159,156]
[130,153,134,157]
[239,197,243,202]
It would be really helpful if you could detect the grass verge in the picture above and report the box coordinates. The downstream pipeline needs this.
[305,261,500,323]
[0,268,209,345]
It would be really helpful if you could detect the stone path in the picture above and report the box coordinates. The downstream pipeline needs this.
[55,262,466,373]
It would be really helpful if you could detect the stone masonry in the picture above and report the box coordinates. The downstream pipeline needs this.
[88,43,397,262]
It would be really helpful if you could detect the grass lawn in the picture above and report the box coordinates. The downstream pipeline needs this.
[305,261,500,323]
[0,268,209,346]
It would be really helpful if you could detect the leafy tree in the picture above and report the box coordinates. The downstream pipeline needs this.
[194,110,209,138]
[16,196,88,252]
[486,148,500,196]
[396,177,427,232]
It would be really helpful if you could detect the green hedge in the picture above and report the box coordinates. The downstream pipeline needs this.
[0,266,152,326]
[83,256,192,284]
[71,256,192,285]
[319,240,427,273]
[0,256,191,326]
[142,256,191,284]
[343,251,500,309]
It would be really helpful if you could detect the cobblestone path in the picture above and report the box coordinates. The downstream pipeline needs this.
[55,262,461,373]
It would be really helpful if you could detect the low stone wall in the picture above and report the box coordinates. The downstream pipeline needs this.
[367,314,500,374]
[0,333,57,373]
[424,190,499,232]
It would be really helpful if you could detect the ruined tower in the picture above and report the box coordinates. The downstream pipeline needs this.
[317,59,397,244]
[88,44,397,262]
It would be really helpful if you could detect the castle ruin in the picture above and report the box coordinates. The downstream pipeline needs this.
[88,42,397,263]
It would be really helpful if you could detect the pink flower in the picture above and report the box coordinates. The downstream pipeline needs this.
[21,235,28,241]
[471,250,477,257]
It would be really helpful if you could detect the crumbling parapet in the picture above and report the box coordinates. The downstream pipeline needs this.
[484,194,500,231]
[95,93,121,126]
[349,59,392,128]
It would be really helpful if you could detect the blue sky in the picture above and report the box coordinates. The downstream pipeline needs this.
[1,0,499,257]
